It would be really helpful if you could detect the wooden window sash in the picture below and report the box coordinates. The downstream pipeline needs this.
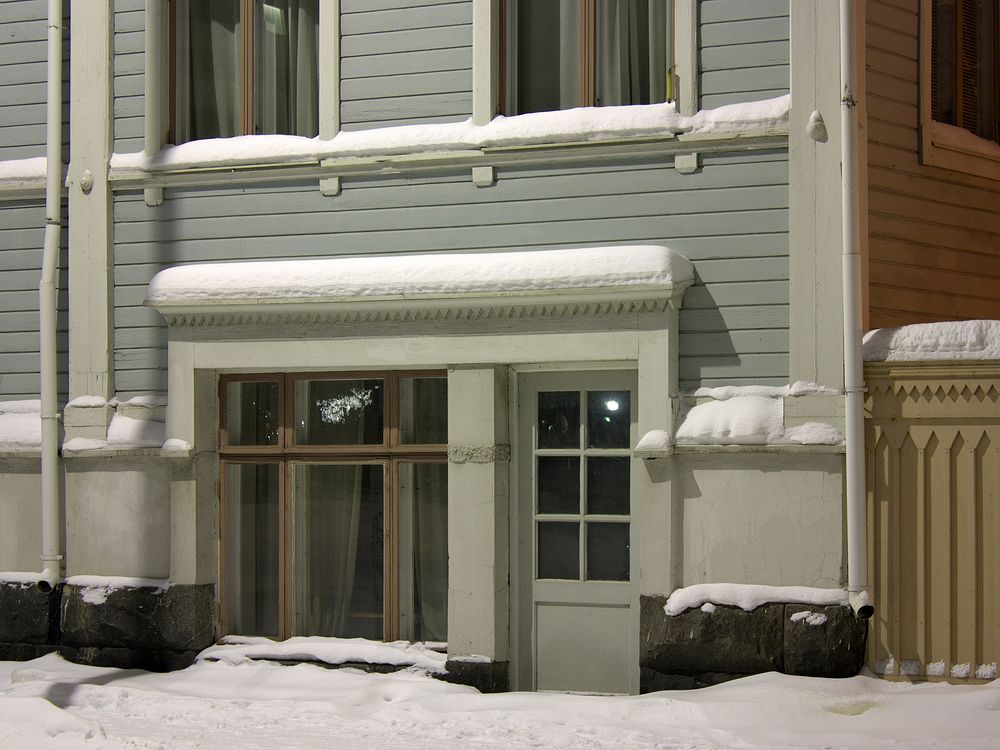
[580,0,597,107]
[218,371,448,642]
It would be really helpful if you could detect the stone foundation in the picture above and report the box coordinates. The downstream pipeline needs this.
[0,581,62,661]
[640,595,868,692]
[59,583,216,671]
[443,659,510,693]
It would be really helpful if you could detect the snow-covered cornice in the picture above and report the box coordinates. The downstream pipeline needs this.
[147,245,694,328]
[109,96,790,187]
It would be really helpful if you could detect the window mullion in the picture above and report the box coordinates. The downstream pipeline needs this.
[580,0,597,107]
[241,0,255,134]
[384,460,401,641]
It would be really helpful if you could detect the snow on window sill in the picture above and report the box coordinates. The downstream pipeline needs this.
[921,120,1000,181]
[108,96,790,182]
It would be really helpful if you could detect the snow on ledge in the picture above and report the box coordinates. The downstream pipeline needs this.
[0,572,46,586]
[664,584,849,616]
[66,575,171,606]
[864,320,1000,362]
[110,95,790,174]
[0,157,47,187]
[199,635,448,673]
[0,401,41,451]
[674,382,843,446]
[146,245,694,307]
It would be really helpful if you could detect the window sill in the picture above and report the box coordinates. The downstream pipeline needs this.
[110,97,790,190]
[921,120,1000,181]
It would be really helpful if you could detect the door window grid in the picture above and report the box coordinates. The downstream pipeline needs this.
[219,372,448,643]
[533,389,632,583]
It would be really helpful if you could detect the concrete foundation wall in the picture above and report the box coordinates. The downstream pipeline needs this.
[65,457,171,578]
[0,460,43,572]
[676,452,845,589]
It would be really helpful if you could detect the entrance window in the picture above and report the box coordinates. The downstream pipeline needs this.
[219,372,448,643]
[170,0,320,143]
[503,0,669,114]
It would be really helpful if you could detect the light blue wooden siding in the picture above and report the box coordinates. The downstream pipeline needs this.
[698,0,789,110]
[113,151,787,394]
[113,0,144,154]
[340,0,473,131]
[0,0,55,161]
[0,201,68,400]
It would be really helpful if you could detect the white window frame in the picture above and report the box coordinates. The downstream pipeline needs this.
[142,0,340,154]
[472,0,694,125]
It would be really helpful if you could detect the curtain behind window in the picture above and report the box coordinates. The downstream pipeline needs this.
[598,0,667,106]
[255,0,319,137]
[175,0,240,142]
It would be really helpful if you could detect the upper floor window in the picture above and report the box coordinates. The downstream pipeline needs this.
[170,0,319,144]
[503,0,669,115]
[931,0,998,145]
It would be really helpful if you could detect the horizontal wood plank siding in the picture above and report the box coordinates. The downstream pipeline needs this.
[113,151,789,394]
[0,201,68,400]
[698,0,789,110]
[113,0,144,154]
[866,0,1000,329]
[340,0,472,131]
[0,0,62,161]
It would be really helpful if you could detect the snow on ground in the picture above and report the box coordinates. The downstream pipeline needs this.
[1,653,998,750]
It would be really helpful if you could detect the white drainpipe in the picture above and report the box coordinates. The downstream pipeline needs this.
[38,0,64,593]
[840,0,873,619]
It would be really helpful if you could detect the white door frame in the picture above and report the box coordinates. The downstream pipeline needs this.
[510,368,641,693]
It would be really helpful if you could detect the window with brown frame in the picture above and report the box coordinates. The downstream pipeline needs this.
[168,0,319,144]
[931,0,999,145]
[218,372,449,644]
[502,0,670,115]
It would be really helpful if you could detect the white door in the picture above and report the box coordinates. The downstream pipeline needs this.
[516,371,638,693]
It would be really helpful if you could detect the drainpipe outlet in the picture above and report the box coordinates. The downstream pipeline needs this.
[36,566,61,594]
[849,590,874,619]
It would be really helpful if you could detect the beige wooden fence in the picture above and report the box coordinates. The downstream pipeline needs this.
[866,362,1000,681]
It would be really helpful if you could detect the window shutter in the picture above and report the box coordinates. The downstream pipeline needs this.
[957,0,980,134]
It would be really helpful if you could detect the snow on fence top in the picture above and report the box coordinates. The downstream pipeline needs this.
[146,245,694,306]
[864,320,1000,362]
[110,95,789,174]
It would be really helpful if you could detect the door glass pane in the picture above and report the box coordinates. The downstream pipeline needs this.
[538,391,579,448]
[226,381,280,446]
[223,463,280,636]
[586,522,630,581]
[399,377,448,444]
[586,457,630,515]
[294,463,384,639]
[587,390,630,448]
[537,522,579,579]
[294,379,384,445]
[400,462,448,643]
[537,456,580,514]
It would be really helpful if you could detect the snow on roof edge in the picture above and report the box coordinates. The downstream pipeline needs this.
[146,245,694,307]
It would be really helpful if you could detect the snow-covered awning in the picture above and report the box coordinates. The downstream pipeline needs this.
[146,245,694,327]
